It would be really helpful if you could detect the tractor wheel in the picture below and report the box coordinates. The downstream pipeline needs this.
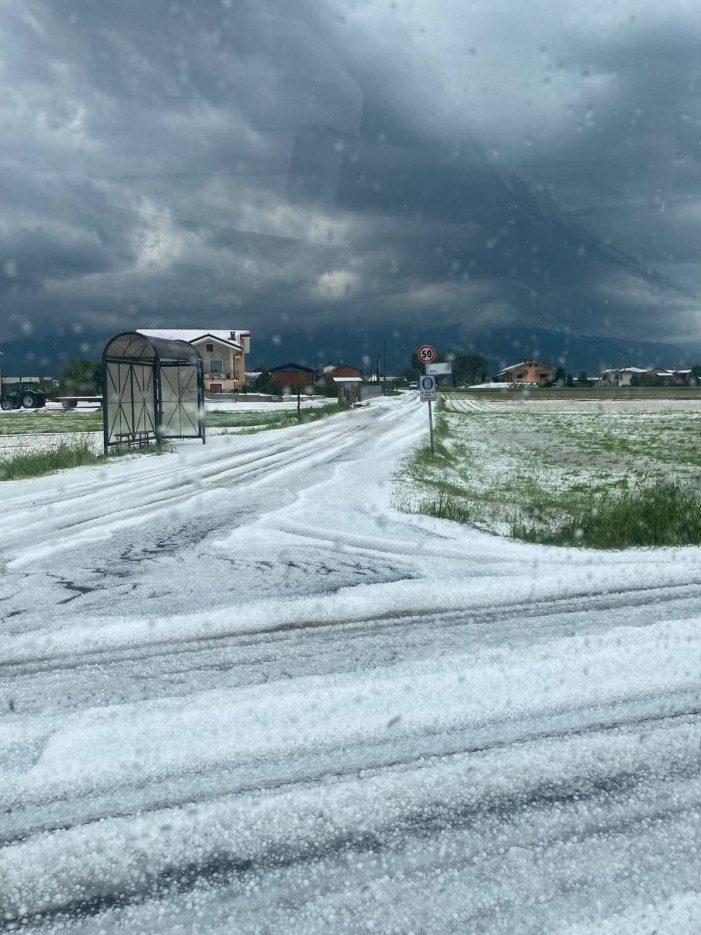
[1,399,12,411]
[22,394,36,408]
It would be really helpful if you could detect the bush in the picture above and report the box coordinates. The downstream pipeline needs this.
[312,383,339,398]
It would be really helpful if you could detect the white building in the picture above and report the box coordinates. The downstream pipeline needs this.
[599,366,648,387]
[138,329,250,393]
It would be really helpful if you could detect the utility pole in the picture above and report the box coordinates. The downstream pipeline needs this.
[383,341,387,395]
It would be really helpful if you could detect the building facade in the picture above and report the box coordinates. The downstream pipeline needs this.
[600,367,648,386]
[268,363,317,388]
[332,364,364,379]
[137,329,250,393]
[495,359,554,384]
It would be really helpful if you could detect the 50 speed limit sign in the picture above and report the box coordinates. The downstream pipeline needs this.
[417,344,436,364]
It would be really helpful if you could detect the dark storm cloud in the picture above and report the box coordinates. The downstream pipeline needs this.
[1,0,700,352]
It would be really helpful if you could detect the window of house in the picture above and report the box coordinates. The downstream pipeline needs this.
[209,359,223,372]
[205,343,214,352]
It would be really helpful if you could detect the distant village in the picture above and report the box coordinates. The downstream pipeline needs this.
[126,333,701,394]
[492,359,701,388]
[3,327,701,413]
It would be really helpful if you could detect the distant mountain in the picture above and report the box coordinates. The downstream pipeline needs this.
[1,323,696,381]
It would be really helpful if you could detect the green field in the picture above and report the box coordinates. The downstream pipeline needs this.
[0,411,102,435]
[395,399,701,548]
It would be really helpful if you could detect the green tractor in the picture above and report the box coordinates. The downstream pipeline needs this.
[0,379,47,410]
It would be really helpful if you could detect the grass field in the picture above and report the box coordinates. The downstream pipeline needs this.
[0,410,102,435]
[449,385,701,401]
[0,402,349,438]
[395,395,701,548]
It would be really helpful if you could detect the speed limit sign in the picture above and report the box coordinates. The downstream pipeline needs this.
[417,344,436,364]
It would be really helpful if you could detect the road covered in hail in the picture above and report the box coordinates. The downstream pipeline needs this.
[1,393,700,934]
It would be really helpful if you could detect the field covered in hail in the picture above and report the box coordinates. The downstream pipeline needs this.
[395,394,701,545]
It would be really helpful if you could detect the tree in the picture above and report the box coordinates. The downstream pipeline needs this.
[553,365,567,385]
[406,351,490,386]
[58,358,101,396]
[252,370,282,395]
[630,372,660,387]
[690,364,701,386]
[452,354,490,387]
[566,372,574,387]
[577,370,590,386]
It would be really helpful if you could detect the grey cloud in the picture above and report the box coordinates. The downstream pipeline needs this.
[0,0,700,355]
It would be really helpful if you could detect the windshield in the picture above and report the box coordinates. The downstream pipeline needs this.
[1,2,700,933]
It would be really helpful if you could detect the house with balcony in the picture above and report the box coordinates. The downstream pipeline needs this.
[137,329,250,393]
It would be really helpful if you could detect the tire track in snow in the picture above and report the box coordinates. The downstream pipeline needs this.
[3,579,701,677]
[0,396,415,522]
[3,709,699,925]
[1,402,418,563]
[3,694,699,848]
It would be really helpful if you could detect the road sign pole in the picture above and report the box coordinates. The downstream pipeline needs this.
[428,399,434,454]
[417,347,438,453]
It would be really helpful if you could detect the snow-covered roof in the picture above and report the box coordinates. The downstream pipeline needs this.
[496,360,553,375]
[137,329,247,350]
[333,376,363,383]
[600,366,649,374]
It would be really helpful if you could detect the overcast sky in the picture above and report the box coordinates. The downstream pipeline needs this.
[1,0,701,355]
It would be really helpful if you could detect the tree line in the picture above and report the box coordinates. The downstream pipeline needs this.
[404,353,490,387]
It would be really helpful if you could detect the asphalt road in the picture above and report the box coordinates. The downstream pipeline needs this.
[1,395,700,934]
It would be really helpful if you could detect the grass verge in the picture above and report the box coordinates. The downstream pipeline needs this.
[0,439,171,481]
[0,440,100,480]
[513,481,701,548]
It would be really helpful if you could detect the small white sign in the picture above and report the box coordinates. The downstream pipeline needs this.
[426,362,452,375]
[419,374,437,401]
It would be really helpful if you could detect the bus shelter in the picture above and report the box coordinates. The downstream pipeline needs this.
[102,332,205,452]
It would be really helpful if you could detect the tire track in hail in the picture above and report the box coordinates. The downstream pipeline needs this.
[0,416,382,555]
[3,579,701,675]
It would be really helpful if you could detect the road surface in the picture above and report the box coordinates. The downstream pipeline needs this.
[1,394,700,933]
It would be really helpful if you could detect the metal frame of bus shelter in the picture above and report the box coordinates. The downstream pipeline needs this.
[102,332,205,452]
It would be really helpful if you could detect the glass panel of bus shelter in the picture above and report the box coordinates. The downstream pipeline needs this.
[159,364,201,438]
[104,360,155,446]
